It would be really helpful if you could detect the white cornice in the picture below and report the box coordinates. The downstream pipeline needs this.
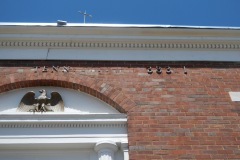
[0,23,239,61]
[0,24,239,50]
[0,113,127,128]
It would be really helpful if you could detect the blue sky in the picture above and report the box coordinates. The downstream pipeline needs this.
[0,0,240,27]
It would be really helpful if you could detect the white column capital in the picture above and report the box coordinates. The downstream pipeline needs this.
[94,140,118,160]
[94,140,118,152]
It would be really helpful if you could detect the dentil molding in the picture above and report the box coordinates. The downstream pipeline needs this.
[0,40,239,50]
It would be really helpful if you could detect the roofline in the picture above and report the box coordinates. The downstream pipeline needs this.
[0,22,240,30]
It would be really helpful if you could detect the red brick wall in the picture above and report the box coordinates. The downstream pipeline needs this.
[1,60,240,159]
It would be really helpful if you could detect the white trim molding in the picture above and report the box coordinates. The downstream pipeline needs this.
[0,113,129,160]
[0,23,240,61]
[0,113,127,128]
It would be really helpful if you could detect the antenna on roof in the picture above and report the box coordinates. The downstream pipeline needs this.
[78,10,92,23]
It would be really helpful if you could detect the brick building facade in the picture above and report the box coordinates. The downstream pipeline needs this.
[0,23,240,159]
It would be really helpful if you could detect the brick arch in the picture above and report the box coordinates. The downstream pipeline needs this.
[0,72,136,113]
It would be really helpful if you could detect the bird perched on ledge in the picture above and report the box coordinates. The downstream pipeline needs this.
[17,89,64,113]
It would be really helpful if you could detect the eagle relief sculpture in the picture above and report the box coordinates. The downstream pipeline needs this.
[17,89,64,112]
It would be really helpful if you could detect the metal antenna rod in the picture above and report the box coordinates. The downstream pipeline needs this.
[78,10,92,23]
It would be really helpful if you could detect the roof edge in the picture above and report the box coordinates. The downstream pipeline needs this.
[0,22,240,30]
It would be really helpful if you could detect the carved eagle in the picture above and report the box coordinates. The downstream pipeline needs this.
[17,89,64,112]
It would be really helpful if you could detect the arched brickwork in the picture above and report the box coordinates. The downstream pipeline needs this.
[0,72,136,113]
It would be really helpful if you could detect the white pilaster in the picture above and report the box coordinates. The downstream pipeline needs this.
[121,142,129,160]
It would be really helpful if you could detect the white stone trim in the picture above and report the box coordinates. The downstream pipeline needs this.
[229,92,240,101]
